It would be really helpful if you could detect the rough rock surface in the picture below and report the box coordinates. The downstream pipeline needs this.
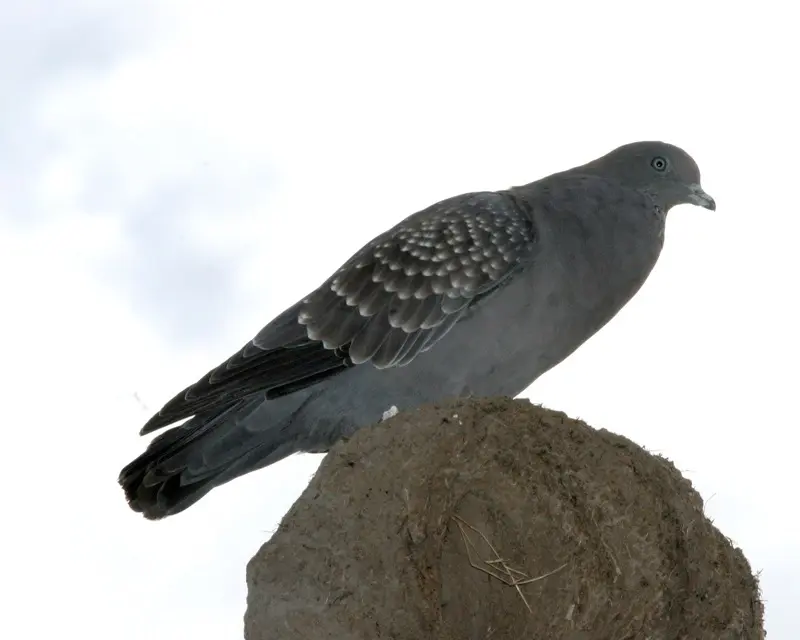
[245,397,764,639]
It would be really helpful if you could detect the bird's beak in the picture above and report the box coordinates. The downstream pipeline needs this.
[688,183,716,211]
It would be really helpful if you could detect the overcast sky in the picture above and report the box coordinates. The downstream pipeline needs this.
[2,1,797,638]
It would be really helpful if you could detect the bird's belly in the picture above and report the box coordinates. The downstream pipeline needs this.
[304,274,588,441]
[421,269,603,397]
[302,239,658,448]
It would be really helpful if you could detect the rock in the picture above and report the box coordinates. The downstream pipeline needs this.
[245,397,764,639]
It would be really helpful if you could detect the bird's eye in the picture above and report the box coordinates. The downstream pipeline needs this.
[651,156,668,172]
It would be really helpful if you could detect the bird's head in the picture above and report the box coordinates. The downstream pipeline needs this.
[587,141,716,213]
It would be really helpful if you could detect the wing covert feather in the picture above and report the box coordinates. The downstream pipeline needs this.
[142,190,537,433]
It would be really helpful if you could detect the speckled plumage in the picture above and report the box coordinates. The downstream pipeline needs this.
[120,141,715,519]
[301,192,537,368]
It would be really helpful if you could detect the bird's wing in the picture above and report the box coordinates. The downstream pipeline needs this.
[140,190,537,434]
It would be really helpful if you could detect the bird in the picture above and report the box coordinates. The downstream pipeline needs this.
[119,140,716,519]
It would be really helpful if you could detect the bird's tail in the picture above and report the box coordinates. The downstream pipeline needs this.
[119,394,311,519]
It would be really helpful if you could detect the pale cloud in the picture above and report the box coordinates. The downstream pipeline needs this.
[0,2,152,226]
[2,1,797,639]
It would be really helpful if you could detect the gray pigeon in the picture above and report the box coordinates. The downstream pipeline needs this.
[120,141,715,519]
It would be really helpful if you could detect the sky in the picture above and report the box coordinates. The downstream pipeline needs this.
[1,1,797,637]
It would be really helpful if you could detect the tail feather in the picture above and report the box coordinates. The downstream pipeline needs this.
[119,393,311,519]
[119,413,231,519]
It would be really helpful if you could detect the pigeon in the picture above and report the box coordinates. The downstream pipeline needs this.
[120,141,715,519]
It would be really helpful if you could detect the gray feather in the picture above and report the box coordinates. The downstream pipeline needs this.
[120,140,716,519]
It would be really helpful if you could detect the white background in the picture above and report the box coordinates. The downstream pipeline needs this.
[1,1,797,637]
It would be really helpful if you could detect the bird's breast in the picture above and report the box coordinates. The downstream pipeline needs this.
[434,197,665,396]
